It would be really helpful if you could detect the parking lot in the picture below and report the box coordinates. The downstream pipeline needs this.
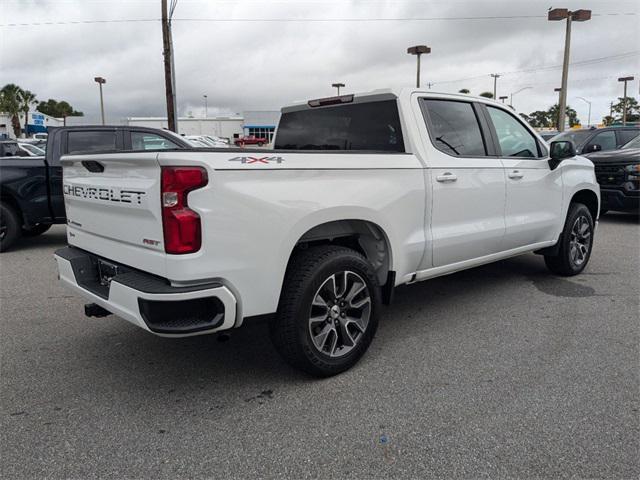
[1,215,638,479]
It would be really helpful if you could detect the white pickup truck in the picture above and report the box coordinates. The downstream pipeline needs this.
[54,89,599,377]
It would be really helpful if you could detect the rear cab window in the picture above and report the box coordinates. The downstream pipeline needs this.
[66,130,118,154]
[275,99,404,152]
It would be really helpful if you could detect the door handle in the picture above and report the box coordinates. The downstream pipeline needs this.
[508,170,524,180]
[436,172,457,183]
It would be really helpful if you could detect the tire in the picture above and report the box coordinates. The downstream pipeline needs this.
[544,202,594,276]
[599,208,608,216]
[270,245,381,377]
[0,203,21,252]
[257,142,264,147]
[22,223,51,237]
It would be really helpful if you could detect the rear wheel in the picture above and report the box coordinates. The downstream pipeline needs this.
[544,203,594,276]
[257,142,264,147]
[22,223,51,237]
[270,245,381,377]
[0,203,21,252]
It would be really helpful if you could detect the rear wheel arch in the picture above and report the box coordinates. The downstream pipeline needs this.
[286,219,393,289]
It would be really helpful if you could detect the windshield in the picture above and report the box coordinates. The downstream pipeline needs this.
[19,143,45,155]
[622,135,640,149]
[550,130,592,146]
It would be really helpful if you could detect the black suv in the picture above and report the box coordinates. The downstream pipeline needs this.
[551,126,640,155]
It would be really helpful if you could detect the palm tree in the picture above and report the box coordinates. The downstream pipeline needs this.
[458,88,470,94]
[479,92,494,99]
[0,84,23,137]
[19,90,37,137]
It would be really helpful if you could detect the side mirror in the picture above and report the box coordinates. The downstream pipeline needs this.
[548,140,576,170]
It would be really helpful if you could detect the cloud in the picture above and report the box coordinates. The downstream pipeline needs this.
[1,0,638,125]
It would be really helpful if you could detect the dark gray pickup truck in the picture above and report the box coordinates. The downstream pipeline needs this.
[0,126,190,251]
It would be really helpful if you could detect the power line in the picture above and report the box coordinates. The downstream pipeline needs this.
[432,51,640,85]
[1,12,636,27]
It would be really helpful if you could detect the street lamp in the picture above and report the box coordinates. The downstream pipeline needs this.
[490,74,501,99]
[618,76,635,125]
[510,86,532,109]
[331,83,345,95]
[407,45,431,88]
[548,7,591,132]
[575,96,591,127]
[499,96,508,104]
[203,94,208,118]
[93,76,106,125]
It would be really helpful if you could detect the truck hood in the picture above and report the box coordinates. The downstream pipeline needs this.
[585,148,640,164]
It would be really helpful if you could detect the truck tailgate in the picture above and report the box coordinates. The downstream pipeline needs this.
[61,152,167,277]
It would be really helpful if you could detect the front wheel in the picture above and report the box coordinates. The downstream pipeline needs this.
[544,202,594,276]
[0,203,21,252]
[270,245,381,377]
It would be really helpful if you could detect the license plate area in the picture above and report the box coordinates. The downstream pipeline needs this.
[98,259,120,286]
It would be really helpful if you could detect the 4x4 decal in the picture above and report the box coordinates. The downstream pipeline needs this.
[228,156,284,164]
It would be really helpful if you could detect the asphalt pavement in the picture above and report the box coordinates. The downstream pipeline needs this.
[1,215,639,479]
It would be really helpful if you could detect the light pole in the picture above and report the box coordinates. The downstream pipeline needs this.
[331,83,345,95]
[548,8,591,132]
[554,87,563,129]
[499,96,508,104]
[509,86,532,109]
[575,96,591,127]
[490,74,500,99]
[94,76,106,125]
[203,94,208,118]
[407,45,431,88]
[618,76,635,125]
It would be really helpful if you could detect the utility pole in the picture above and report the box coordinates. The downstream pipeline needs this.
[548,8,591,132]
[426,82,434,89]
[575,96,591,127]
[331,83,345,95]
[162,0,178,132]
[407,45,431,88]
[203,94,208,118]
[490,74,500,99]
[554,87,563,129]
[618,76,635,126]
[94,76,106,125]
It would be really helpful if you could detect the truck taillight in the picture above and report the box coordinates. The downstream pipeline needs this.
[161,166,208,254]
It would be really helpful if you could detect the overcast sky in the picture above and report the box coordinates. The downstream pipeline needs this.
[1,0,638,125]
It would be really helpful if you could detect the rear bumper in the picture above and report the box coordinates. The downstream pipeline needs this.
[54,246,237,337]
[600,188,639,212]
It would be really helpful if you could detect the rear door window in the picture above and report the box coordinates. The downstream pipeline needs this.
[617,129,640,146]
[67,130,117,154]
[420,99,487,156]
[275,100,404,152]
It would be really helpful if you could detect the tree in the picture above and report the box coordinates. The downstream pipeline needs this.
[458,88,470,94]
[610,96,639,123]
[19,90,37,137]
[0,84,23,137]
[479,91,494,98]
[547,103,579,129]
[519,113,532,124]
[602,115,615,126]
[527,110,551,128]
[36,99,83,118]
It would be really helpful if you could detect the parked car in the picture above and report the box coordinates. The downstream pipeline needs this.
[17,142,45,157]
[0,126,190,251]
[0,140,28,157]
[587,135,640,214]
[184,135,228,148]
[53,89,600,377]
[33,132,48,140]
[234,135,267,146]
[551,126,640,155]
[539,130,559,141]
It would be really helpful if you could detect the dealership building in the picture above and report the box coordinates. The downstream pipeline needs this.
[126,110,280,143]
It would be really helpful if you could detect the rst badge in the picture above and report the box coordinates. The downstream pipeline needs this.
[228,156,285,164]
